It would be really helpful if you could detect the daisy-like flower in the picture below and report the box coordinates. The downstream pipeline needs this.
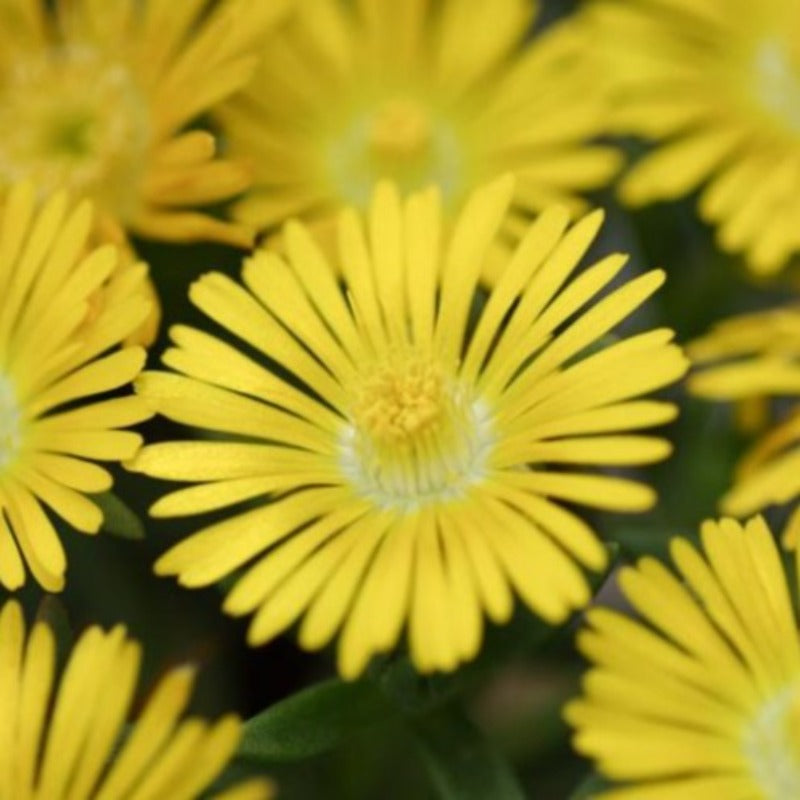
[567,515,800,800]
[0,0,293,247]
[0,182,152,592]
[584,0,800,275]
[218,0,621,265]
[129,177,687,679]
[0,599,273,800]
[690,307,800,544]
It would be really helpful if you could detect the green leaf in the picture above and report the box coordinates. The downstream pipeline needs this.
[371,655,466,715]
[94,491,146,540]
[569,772,610,799]
[238,678,395,764]
[411,707,526,800]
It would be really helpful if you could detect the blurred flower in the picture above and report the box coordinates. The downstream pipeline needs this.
[567,515,800,800]
[690,306,800,543]
[0,0,292,248]
[0,598,273,800]
[219,0,620,272]
[0,182,152,592]
[585,0,800,275]
[129,177,686,679]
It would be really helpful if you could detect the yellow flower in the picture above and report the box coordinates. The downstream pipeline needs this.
[0,182,152,592]
[218,0,620,268]
[0,0,292,247]
[585,0,800,275]
[566,515,800,800]
[690,307,800,544]
[129,177,687,679]
[0,599,273,800]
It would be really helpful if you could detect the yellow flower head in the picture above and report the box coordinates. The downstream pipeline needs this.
[0,599,273,800]
[219,0,620,258]
[690,307,800,541]
[129,177,687,679]
[0,0,292,247]
[0,182,152,592]
[567,515,800,800]
[585,0,800,275]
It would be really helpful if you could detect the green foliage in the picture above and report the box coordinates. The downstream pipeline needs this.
[411,707,526,800]
[94,490,146,540]
[238,674,529,800]
[239,679,394,763]
[569,773,612,799]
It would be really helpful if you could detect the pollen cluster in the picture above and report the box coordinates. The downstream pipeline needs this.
[325,98,464,209]
[368,99,432,161]
[353,357,444,444]
[0,46,149,219]
[342,356,491,510]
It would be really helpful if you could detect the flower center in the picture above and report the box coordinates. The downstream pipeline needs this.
[354,358,443,444]
[368,99,432,161]
[339,357,492,510]
[752,38,800,133]
[326,95,465,209]
[743,681,800,799]
[0,374,22,472]
[0,44,150,220]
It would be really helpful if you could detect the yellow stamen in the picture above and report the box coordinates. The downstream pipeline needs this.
[0,46,150,219]
[368,99,432,161]
[341,356,492,510]
[326,96,463,209]
[354,358,443,444]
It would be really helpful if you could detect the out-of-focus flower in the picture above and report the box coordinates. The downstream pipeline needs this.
[129,177,686,679]
[219,0,620,274]
[0,0,292,248]
[567,515,800,800]
[585,0,800,275]
[690,306,800,544]
[0,182,152,592]
[0,598,274,799]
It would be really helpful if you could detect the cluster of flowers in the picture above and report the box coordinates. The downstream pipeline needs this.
[0,0,799,797]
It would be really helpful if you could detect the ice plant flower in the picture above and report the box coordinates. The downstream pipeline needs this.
[567,515,800,800]
[690,307,800,544]
[0,0,292,247]
[0,182,152,592]
[585,0,800,275]
[129,177,687,679]
[0,599,273,800]
[219,0,620,262]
